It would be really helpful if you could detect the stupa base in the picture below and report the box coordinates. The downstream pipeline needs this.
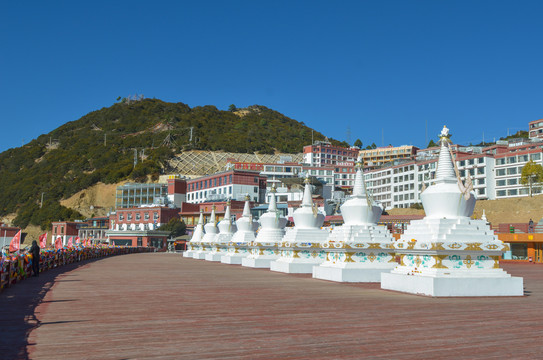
[205,253,223,262]
[183,251,195,258]
[221,254,247,264]
[381,272,524,297]
[242,257,277,268]
[313,266,390,283]
[192,252,208,260]
[270,260,322,274]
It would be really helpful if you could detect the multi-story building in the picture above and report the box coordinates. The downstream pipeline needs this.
[115,182,168,209]
[106,206,180,248]
[51,221,81,246]
[78,217,110,244]
[365,141,543,209]
[303,140,358,167]
[494,143,543,198]
[529,119,543,140]
[186,169,267,204]
[115,178,187,209]
[358,145,418,169]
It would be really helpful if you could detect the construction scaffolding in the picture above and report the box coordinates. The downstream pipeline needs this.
[167,151,304,176]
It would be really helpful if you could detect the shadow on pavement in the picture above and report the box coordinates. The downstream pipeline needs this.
[0,258,103,360]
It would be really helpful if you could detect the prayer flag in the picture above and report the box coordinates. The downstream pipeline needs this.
[67,236,73,248]
[75,236,80,245]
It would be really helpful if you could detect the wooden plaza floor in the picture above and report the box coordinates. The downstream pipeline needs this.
[1,253,542,359]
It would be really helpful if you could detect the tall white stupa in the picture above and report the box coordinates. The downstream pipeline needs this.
[193,206,217,259]
[205,200,237,261]
[221,195,258,264]
[243,186,288,268]
[270,174,329,273]
[381,126,523,296]
[313,156,397,282]
[184,210,205,258]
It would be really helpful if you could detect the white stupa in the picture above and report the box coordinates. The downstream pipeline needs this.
[313,156,397,282]
[221,195,258,264]
[205,200,237,261]
[270,174,329,273]
[243,186,288,268]
[193,206,217,259]
[381,126,523,296]
[184,210,205,258]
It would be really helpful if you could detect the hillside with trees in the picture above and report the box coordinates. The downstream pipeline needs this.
[0,99,346,230]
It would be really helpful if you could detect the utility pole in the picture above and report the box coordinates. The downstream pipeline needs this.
[133,149,138,168]
[104,133,107,146]
[40,192,45,209]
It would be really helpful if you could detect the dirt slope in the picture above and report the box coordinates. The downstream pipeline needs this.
[60,182,122,218]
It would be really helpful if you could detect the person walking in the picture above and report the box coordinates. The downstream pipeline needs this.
[529,219,534,233]
[29,240,41,277]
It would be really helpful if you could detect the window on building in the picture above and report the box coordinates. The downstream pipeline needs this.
[135,213,141,221]
[496,158,506,165]
[144,213,149,220]
[127,213,132,221]
[497,190,506,197]
[469,169,475,176]
[507,156,516,164]
[508,178,518,185]
[478,167,485,175]
[508,189,518,196]
[478,188,485,195]
[496,169,506,176]
[478,178,485,185]
[478,157,484,164]
[468,159,475,165]
[153,212,159,220]
[531,153,541,161]
[496,180,506,186]
[460,170,465,177]
[119,214,124,221]
[507,168,517,175]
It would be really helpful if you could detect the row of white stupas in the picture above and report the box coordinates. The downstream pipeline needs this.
[184,126,523,297]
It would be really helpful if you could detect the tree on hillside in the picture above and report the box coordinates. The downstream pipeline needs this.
[353,139,362,148]
[427,139,437,148]
[228,104,237,112]
[521,160,543,197]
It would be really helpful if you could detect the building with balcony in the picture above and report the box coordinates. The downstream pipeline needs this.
[358,145,418,169]
[303,140,358,167]
[529,119,543,139]
[186,169,267,204]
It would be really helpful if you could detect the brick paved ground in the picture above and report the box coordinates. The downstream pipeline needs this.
[1,254,542,359]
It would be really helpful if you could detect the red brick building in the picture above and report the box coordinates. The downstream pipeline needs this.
[51,221,81,246]
[106,206,180,249]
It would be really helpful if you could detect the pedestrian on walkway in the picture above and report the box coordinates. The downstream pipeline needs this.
[29,240,40,277]
[529,219,534,233]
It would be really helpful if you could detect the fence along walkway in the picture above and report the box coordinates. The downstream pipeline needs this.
[0,254,540,359]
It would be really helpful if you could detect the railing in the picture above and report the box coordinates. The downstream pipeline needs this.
[495,223,543,234]
[0,246,153,293]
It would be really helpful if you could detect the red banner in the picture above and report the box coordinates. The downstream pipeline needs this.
[55,236,63,250]
[39,233,48,248]
[75,236,80,245]
[9,230,21,252]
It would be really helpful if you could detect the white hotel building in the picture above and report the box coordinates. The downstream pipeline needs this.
[364,140,543,210]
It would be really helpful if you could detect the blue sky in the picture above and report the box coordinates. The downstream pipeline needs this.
[1,1,542,153]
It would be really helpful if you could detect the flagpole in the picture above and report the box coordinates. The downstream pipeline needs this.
[2,230,5,252]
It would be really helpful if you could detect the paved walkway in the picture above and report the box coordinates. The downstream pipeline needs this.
[1,254,542,359]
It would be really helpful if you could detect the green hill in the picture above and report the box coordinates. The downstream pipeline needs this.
[0,99,345,230]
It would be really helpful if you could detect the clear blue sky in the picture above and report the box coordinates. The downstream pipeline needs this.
[1,0,542,153]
